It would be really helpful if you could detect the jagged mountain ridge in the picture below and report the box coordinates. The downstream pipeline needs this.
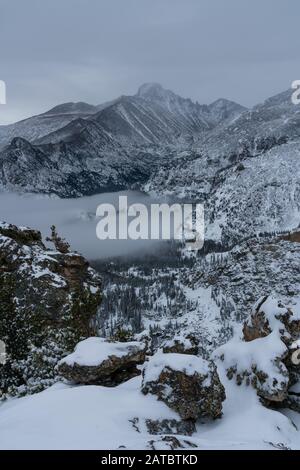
[36,83,246,146]
[0,98,120,149]
[0,83,246,149]
[0,83,246,196]
[145,87,300,245]
[0,84,299,245]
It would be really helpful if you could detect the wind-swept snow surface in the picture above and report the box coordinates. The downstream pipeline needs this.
[0,371,299,450]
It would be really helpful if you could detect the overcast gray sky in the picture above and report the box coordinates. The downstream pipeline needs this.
[0,0,299,124]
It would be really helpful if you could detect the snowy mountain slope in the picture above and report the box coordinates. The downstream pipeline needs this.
[145,139,300,247]
[0,134,154,197]
[204,142,300,245]
[45,83,246,147]
[193,89,300,159]
[147,88,300,195]
[145,88,300,245]
[0,83,247,197]
[0,84,298,245]
[145,140,300,246]
[0,100,120,149]
[0,84,246,151]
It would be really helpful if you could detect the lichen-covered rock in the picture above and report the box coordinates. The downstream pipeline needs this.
[58,337,146,386]
[141,353,225,421]
[0,222,102,397]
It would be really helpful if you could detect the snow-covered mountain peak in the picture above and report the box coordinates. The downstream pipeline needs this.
[9,136,33,151]
[137,82,170,100]
[254,89,296,112]
[136,82,189,109]
[207,98,247,123]
[44,101,98,116]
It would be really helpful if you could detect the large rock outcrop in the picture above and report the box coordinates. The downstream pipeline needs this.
[216,296,300,406]
[0,222,102,397]
[58,337,146,386]
[243,296,300,346]
[141,353,225,421]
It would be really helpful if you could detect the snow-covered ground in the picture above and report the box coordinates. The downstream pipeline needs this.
[0,362,299,450]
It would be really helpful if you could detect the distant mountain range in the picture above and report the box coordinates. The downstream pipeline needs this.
[0,83,246,197]
[0,83,246,149]
[0,83,299,245]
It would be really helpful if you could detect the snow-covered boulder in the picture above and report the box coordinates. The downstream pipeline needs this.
[216,296,300,405]
[216,332,289,403]
[141,353,225,421]
[243,296,300,346]
[58,337,146,386]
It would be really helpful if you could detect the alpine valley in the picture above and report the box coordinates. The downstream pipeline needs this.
[0,83,300,450]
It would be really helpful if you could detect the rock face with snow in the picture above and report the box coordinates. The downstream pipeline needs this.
[216,296,300,405]
[58,337,146,386]
[243,296,300,346]
[0,222,102,397]
[141,353,225,421]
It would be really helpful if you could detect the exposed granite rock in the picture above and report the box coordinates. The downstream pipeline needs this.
[141,353,225,421]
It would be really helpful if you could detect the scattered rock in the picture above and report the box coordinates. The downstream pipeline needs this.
[130,417,196,436]
[147,436,198,450]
